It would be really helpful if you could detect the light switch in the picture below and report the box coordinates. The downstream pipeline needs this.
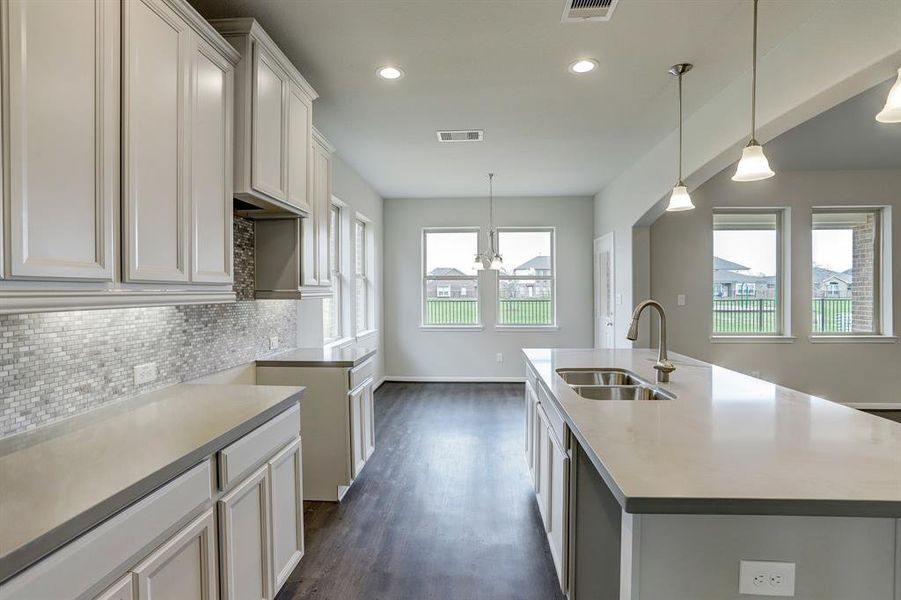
[677,294,686,306]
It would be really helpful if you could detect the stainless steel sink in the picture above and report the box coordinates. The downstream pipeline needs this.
[556,368,648,387]
[571,385,675,401]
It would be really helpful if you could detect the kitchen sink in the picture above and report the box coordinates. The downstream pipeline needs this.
[556,368,648,387]
[571,385,675,401]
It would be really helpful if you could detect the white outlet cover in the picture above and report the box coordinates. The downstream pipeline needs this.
[496,353,504,363]
[269,336,279,350]
[677,294,686,306]
[739,560,795,597]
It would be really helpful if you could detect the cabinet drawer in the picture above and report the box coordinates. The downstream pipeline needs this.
[0,461,211,600]
[348,359,374,391]
[537,383,567,449]
[218,404,300,490]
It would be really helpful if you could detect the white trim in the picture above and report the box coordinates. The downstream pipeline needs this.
[710,335,796,344]
[384,376,525,383]
[373,376,388,391]
[809,335,898,344]
[323,336,354,350]
[495,326,560,332]
[418,325,484,332]
[843,402,901,410]
[355,329,378,341]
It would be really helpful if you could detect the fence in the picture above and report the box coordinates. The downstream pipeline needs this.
[425,299,551,325]
[713,298,853,333]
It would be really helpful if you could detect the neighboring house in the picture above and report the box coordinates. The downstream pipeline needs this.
[812,267,852,298]
[504,255,551,299]
[712,256,776,299]
[427,268,473,298]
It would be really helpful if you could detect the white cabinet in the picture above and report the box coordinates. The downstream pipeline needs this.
[362,382,375,461]
[1,0,117,281]
[93,574,134,600]
[218,465,271,600]
[309,131,334,289]
[349,383,366,479]
[123,0,236,285]
[525,380,536,481]
[212,18,317,215]
[132,509,218,600]
[268,439,304,592]
[546,420,569,588]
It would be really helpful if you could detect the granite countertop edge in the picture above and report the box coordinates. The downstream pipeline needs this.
[256,347,377,368]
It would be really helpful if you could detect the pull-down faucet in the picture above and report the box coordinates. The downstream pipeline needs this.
[626,300,675,383]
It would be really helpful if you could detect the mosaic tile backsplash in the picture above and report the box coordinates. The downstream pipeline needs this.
[0,217,298,437]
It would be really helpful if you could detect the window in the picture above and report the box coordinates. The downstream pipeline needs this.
[497,228,555,326]
[422,229,479,326]
[322,203,341,343]
[354,218,372,333]
[812,209,882,334]
[712,211,784,335]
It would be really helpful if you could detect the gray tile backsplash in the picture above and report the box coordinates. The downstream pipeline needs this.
[0,217,297,437]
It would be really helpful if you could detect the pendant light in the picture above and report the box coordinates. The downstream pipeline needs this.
[666,63,695,212]
[732,0,775,182]
[473,173,504,270]
[875,68,901,123]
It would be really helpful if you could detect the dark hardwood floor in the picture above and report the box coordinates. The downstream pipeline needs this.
[867,410,901,424]
[275,382,564,600]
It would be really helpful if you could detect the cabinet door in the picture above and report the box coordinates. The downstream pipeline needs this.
[313,142,332,287]
[349,385,366,480]
[524,382,535,472]
[547,428,569,589]
[362,381,375,461]
[251,45,288,201]
[536,406,551,526]
[132,509,217,600]
[286,83,312,213]
[190,37,233,284]
[3,0,117,280]
[93,574,134,600]
[531,395,541,493]
[268,439,304,593]
[219,465,271,600]
[123,0,190,283]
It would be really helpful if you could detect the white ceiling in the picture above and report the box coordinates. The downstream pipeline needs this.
[189,0,823,198]
[766,77,901,172]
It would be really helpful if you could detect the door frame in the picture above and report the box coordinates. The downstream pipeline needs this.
[593,233,615,349]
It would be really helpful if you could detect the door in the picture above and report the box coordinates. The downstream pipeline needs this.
[132,509,217,600]
[313,142,332,287]
[123,0,190,283]
[536,406,550,525]
[268,439,304,593]
[594,233,616,348]
[349,384,366,479]
[93,574,134,600]
[547,428,569,590]
[219,466,271,600]
[286,82,312,213]
[190,37,233,283]
[524,381,535,476]
[251,45,288,201]
[3,0,117,280]
[361,381,375,461]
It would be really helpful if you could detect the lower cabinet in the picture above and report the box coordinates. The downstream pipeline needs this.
[218,466,271,600]
[94,574,135,600]
[268,439,304,592]
[349,379,375,480]
[132,509,218,600]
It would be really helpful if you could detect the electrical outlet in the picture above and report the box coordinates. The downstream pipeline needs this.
[269,336,279,351]
[615,293,623,306]
[739,561,795,597]
[496,353,504,363]
[133,362,158,386]
[677,294,686,306]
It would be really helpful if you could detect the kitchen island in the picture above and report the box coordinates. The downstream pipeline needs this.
[523,348,901,600]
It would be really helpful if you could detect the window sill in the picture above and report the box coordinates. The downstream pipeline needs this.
[419,325,484,332]
[808,335,898,344]
[710,335,796,344]
[355,329,379,342]
[495,325,559,332]
[324,336,355,350]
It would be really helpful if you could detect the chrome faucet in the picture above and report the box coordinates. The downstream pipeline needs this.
[626,300,675,383]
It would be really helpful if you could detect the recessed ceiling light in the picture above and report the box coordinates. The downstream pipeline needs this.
[377,65,404,80]
[568,59,598,74]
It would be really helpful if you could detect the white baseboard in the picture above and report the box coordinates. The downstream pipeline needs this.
[383,376,526,384]
[842,402,901,410]
[373,376,387,391]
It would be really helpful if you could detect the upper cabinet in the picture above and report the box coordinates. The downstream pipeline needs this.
[212,18,318,216]
[0,0,240,313]
[1,0,118,281]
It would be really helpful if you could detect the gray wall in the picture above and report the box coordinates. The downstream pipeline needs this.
[384,196,594,379]
[649,168,901,407]
[0,218,297,437]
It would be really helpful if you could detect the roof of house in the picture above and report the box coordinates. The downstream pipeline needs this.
[713,256,750,271]
[713,270,775,285]
[428,267,467,277]
[514,255,550,272]
[813,266,851,285]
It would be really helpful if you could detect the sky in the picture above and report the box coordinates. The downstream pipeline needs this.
[425,230,550,275]
[714,229,853,276]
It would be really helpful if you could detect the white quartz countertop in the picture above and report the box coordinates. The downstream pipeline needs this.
[257,346,377,368]
[524,348,901,517]
[0,382,303,583]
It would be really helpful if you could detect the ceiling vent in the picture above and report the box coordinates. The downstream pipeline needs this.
[561,0,620,22]
[436,129,484,143]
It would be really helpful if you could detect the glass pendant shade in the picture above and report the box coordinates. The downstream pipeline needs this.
[666,184,694,211]
[732,143,774,182]
[489,255,504,271]
[875,68,901,123]
[473,256,484,271]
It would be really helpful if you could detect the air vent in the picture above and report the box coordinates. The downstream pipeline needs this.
[561,0,620,22]
[436,130,484,143]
